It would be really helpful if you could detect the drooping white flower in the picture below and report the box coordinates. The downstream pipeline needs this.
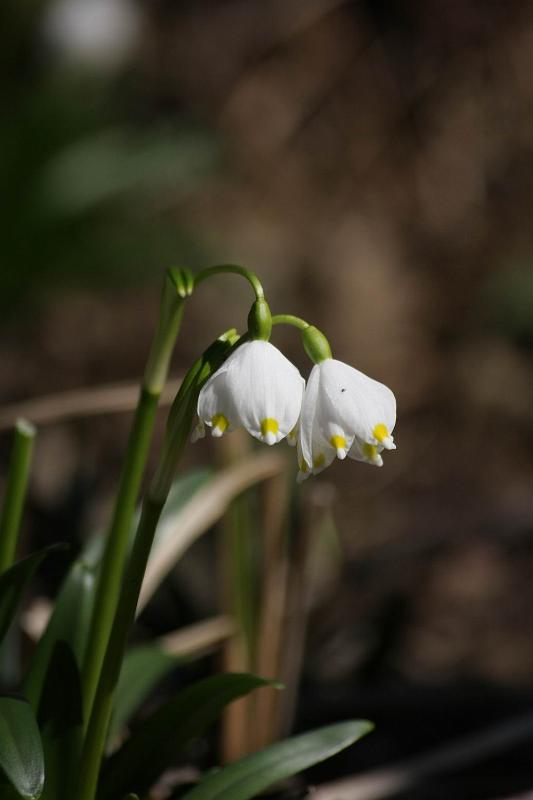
[194,339,305,446]
[297,358,396,481]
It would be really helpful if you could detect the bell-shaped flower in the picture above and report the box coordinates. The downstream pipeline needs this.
[194,339,305,446]
[297,358,396,481]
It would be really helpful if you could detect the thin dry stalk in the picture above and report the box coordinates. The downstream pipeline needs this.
[251,468,291,751]
[278,484,341,738]
[218,430,255,764]
[0,379,181,431]
[312,713,533,800]
[157,615,235,659]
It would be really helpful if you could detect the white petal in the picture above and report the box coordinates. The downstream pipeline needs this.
[298,364,321,469]
[197,368,237,435]
[348,437,384,467]
[320,359,396,446]
[286,420,299,447]
[227,340,304,444]
[190,419,205,443]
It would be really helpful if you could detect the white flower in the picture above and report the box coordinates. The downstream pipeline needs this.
[194,340,305,446]
[297,358,396,481]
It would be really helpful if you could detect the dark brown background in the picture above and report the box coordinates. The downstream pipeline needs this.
[3,2,533,797]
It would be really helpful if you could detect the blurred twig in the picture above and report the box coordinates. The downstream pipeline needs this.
[157,615,236,659]
[312,714,533,800]
[251,468,291,751]
[0,379,182,431]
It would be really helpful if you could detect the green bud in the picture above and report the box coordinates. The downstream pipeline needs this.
[167,267,194,298]
[247,298,272,341]
[301,325,332,363]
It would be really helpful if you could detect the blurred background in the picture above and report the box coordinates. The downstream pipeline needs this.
[3,0,533,797]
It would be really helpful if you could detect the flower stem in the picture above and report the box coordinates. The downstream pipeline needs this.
[271,314,309,330]
[272,315,332,362]
[81,271,187,725]
[194,264,265,300]
[78,331,238,800]
[0,419,35,574]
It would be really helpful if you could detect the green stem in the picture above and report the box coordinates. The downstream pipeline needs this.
[195,264,265,300]
[78,332,238,800]
[78,494,166,800]
[271,314,309,330]
[81,272,187,724]
[0,419,35,574]
[272,314,332,362]
[80,387,159,722]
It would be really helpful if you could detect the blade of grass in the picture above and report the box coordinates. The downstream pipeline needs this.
[181,721,374,800]
[0,419,36,574]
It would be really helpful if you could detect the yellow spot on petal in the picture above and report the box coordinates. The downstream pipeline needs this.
[299,459,309,473]
[362,443,378,461]
[211,414,229,433]
[330,434,346,451]
[373,423,389,443]
[313,453,326,469]
[261,418,279,436]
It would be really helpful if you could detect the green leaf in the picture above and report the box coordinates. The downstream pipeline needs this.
[182,720,374,800]
[0,544,66,647]
[37,642,83,800]
[0,696,44,799]
[100,673,276,800]
[38,127,221,216]
[82,469,212,568]
[23,560,96,713]
[108,645,180,745]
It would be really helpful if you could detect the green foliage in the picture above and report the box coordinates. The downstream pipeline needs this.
[38,642,84,800]
[182,721,374,800]
[23,560,96,713]
[0,696,44,799]
[0,545,66,647]
[107,645,181,746]
[100,673,276,799]
[81,469,212,569]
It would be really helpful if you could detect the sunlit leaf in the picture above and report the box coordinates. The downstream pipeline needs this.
[182,720,374,800]
[101,673,276,799]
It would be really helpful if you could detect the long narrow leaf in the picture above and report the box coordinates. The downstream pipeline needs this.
[100,673,276,799]
[81,469,212,568]
[139,453,284,612]
[107,645,180,745]
[0,696,44,800]
[0,544,66,646]
[182,720,374,800]
[38,641,84,800]
[23,560,96,712]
